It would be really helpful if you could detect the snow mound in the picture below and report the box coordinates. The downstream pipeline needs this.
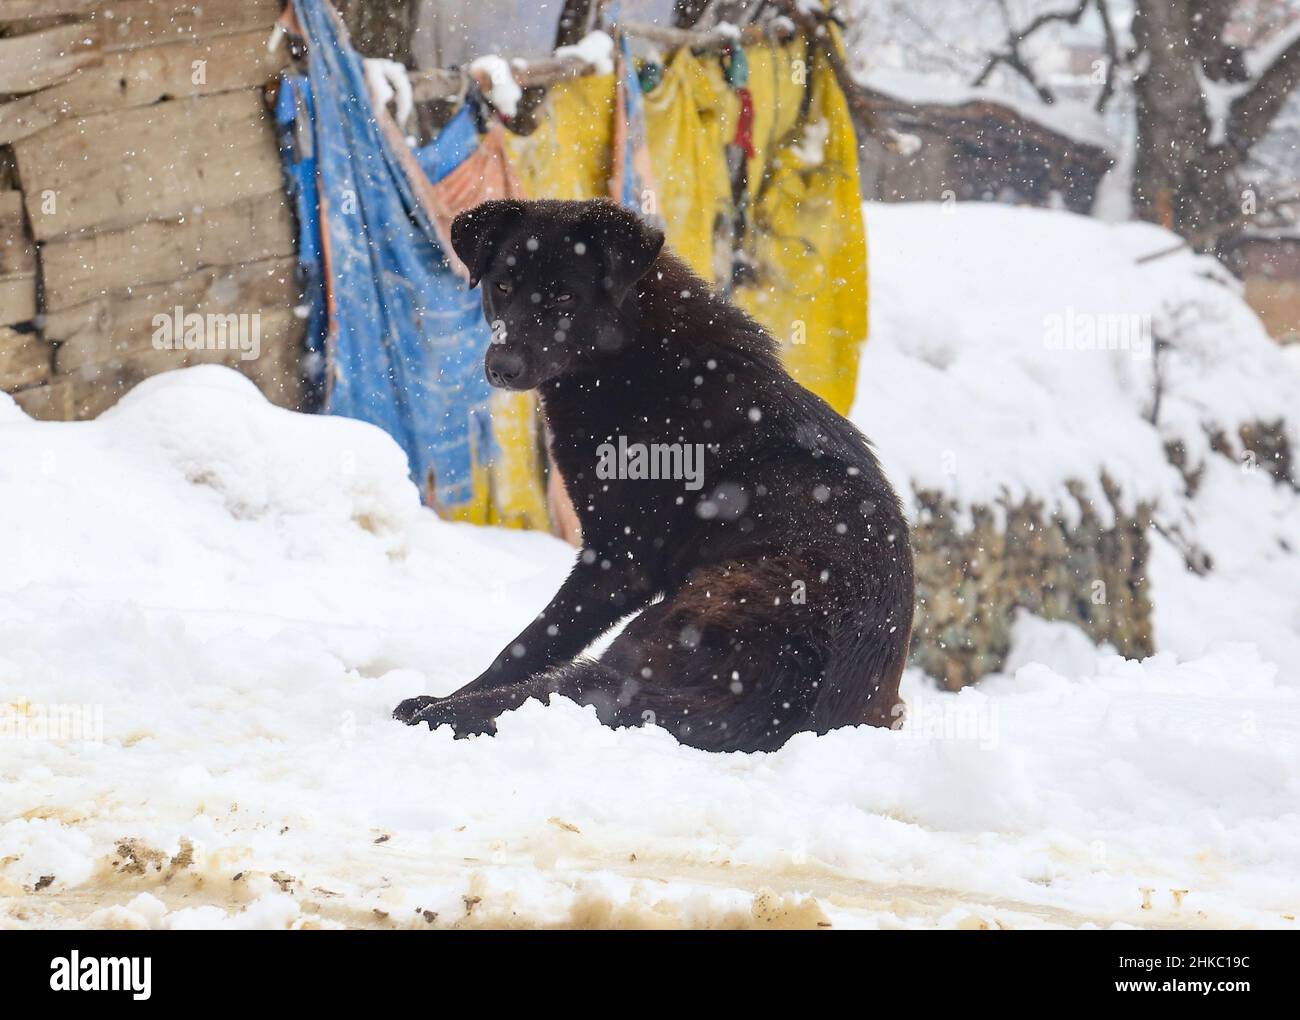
[852,202,1300,526]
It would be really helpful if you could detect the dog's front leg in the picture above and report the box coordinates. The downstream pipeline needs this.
[394,552,652,724]
[393,676,550,737]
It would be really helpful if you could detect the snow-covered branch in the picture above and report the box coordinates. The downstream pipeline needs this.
[973,0,1092,105]
[1226,19,1300,152]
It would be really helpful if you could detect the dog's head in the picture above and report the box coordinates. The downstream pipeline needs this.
[450,199,664,390]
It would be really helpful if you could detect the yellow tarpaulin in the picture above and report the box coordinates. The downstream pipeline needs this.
[487,27,868,529]
[505,73,617,201]
[729,30,869,415]
[640,48,734,281]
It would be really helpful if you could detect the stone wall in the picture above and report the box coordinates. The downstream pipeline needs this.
[909,479,1154,690]
[910,419,1296,689]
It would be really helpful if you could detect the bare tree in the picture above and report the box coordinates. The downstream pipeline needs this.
[1131,0,1300,251]
[847,0,1300,255]
[975,0,1300,251]
[973,0,1093,105]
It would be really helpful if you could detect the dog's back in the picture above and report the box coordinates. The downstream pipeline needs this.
[538,249,914,750]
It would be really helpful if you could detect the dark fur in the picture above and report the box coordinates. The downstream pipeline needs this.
[395,199,914,752]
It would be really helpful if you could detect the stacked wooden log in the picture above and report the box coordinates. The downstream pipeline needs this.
[0,0,304,420]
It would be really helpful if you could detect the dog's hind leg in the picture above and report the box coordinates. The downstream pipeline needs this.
[582,597,824,752]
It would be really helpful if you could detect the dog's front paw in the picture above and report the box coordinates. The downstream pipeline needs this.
[394,693,498,737]
[393,694,440,725]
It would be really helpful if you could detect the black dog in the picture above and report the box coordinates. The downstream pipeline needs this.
[395,199,913,752]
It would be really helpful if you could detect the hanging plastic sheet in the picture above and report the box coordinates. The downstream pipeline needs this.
[273,74,329,412]
[505,73,618,201]
[640,48,734,282]
[510,28,868,415]
[416,112,551,530]
[278,0,548,526]
[727,27,870,415]
[413,101,480,185]
[610,31,658,213]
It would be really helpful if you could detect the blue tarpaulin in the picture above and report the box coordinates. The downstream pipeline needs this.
[277,0,496,511]
[413,103,481,186]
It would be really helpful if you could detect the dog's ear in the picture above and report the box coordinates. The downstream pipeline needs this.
[590,204,665,304]
[450,200,524,287]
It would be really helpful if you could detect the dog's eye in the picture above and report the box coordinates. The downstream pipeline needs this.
[495,281,511,294]
[555,292,574,304]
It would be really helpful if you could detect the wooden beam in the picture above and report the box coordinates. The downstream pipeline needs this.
[0,274,36,326]
[0,325,50,391]
[40,191,295,312]
[0,29,288,145]
[40,246,304,418]
[14,89,284,240]
[0,190,35,278]
[0,193,36,327]
[0,22,101,94]
[10,375,74,420]
[409,17,795,103]
[0,190,26,223]
[0,0,96,20]
[91,0,282,54]
[48,256,300,371]
[54,307,302,379]
[14,306,304,420]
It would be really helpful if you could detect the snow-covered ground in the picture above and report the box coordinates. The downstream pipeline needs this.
[2,204,1297,929]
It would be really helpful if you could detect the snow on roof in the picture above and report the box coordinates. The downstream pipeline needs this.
[860,68,1114,152]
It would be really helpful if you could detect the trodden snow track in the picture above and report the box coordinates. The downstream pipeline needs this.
[4,833,1268,930]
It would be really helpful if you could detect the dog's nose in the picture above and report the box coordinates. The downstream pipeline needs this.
[486,348,526,387]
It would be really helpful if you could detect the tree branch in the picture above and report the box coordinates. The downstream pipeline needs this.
[1015,0,1091,40]
[554,0,597,48]
[975,51,1056,103]
[972,0,1092,106]
[1188,0,1236,71]
[1095,0,1119,112]
[1226,25,1300,153]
